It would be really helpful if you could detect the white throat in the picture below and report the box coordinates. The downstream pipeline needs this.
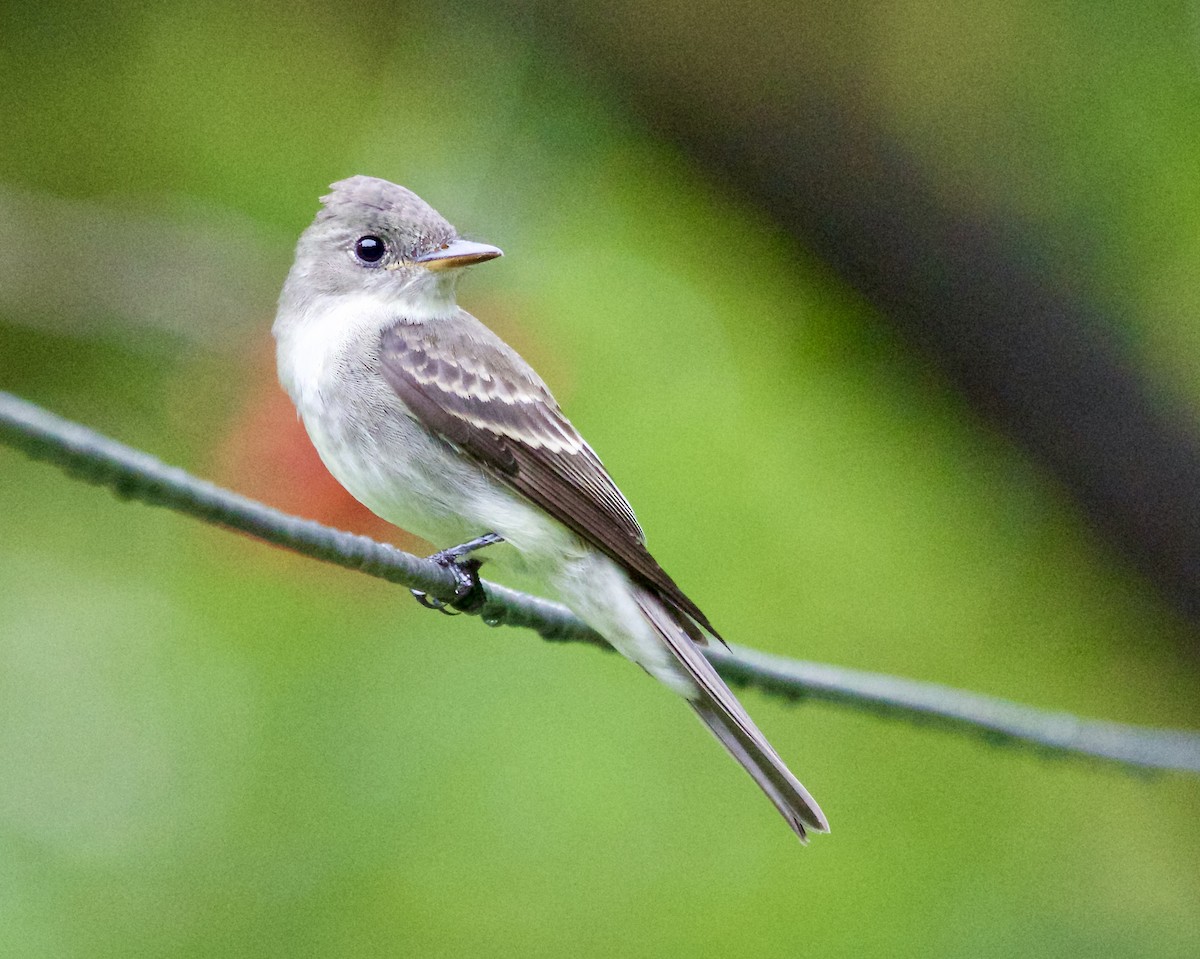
[274,277,458,415]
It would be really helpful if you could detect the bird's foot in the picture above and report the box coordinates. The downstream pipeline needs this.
[413,556,485,615]
[410,533,503,616]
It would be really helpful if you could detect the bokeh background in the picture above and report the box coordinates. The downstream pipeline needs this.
[2,2,1199,956]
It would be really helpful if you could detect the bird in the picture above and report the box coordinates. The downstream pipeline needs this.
[273,175,828,841]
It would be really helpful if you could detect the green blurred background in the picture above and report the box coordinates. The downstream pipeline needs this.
[1,2,1198,956]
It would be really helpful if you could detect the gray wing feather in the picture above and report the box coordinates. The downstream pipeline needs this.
[379,316,721,638]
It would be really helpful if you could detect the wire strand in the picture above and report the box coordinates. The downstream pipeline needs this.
[2,389,1197,775]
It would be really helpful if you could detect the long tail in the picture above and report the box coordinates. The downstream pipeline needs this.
[633,589,829,842]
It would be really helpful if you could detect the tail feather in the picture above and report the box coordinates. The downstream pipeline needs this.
[633,589,829,842]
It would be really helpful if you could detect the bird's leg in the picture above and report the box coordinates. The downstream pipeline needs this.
[411,532,505,615]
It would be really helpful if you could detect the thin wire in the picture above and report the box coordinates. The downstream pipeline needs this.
[2,389,1198,775]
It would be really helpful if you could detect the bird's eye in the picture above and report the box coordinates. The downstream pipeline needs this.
[354,235,386,264]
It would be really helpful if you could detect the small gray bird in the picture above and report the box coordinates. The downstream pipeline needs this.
[274,175,828,841]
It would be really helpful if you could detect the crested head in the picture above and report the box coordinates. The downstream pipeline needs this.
[316,175,457,259]
[276,176,500,320]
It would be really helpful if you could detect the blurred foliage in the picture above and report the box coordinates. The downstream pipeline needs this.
[0,1,1197,957]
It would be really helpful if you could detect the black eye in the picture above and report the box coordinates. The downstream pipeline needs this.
[354,235,386,263]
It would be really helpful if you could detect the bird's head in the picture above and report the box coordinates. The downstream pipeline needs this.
[281,175,502,306]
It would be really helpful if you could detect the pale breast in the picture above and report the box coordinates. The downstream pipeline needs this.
[274,295,574,565]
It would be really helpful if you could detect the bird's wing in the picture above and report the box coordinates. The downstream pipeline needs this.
[379,314,720,639]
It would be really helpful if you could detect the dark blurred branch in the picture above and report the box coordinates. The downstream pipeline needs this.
[512,3,1200,635]
[2,389,1198,774]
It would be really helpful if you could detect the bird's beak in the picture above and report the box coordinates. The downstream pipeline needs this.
[416,239,503,271]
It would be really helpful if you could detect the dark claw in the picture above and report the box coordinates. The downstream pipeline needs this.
[408,533,501,617]
[410,588,453,612]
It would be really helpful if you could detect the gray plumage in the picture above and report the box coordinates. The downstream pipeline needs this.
[273,175,828,841]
